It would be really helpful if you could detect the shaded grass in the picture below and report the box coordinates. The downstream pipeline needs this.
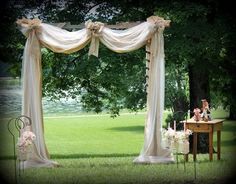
[0,109,236,184]
[1,155,235,184]
[107,125,144,133]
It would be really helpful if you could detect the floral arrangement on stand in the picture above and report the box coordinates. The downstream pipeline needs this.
[162,123,192,154]
[16,126,36,161]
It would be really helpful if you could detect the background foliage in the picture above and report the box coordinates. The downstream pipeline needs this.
[0,0,235,118]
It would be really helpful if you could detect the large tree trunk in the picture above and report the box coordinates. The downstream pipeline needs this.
[229,80,236,120]
[189,63,211,153]
[229,102,236,120]
[189,64,210,112]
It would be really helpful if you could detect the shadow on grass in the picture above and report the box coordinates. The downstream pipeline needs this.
[51,153,138,159]
[220,138,236,147]
[222,123,236,132]
[0,153,139,160]
[107,125,144,133]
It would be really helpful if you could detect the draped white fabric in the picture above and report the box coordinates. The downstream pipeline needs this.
[39,23,91,54]
[38,22,155,56]
[17,17,173,168]
[21,29,58,168]
[133,29,174,163]
[100,22,154,53]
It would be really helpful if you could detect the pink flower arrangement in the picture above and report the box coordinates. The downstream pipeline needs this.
[16,126,36,160]
[193,108,201,121]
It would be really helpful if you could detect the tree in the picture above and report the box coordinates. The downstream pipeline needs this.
[0,0,150,117]
[42,45,146,117]
[1,0,235,120]
[0,1,26,77]
[155,0,236,153]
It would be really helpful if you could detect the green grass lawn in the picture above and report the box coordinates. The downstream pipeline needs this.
[0,110,236,184]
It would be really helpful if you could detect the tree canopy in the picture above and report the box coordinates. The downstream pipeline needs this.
[1,0,235,118]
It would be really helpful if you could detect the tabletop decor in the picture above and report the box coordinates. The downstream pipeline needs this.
[200,99,212,121]
[192,99,212,122]
[193,108,201,121]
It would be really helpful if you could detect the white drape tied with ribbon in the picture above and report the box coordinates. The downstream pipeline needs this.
[16,18,42,37]
[85,20,104,57]
[17,16,173,168]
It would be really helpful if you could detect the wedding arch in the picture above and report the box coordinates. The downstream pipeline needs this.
[16,15,174,168]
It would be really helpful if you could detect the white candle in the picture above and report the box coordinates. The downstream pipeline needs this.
[168,123,170,128]
[174,120,176,131]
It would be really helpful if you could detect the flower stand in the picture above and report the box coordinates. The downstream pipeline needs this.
[162,128,192,172]
[7,115,35,184]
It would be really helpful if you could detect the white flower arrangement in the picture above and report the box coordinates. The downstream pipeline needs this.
[16,126,36,161]
[162,127,192,154]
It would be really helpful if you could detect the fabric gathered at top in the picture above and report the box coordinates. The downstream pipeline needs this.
[16,16,172,168]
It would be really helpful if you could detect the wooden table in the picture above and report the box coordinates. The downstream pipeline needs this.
[184,119,224,161]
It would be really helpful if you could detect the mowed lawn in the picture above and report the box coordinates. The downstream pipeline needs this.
[0,110,236,184]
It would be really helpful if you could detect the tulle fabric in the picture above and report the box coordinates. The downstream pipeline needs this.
[17,18,173,168]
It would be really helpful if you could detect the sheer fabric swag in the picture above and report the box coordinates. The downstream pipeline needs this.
[17,16,173,168]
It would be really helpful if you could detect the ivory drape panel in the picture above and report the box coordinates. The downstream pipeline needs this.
[100,22,154,53]
[39,23,91,53]
[133,29,173,163]
[17,17,173,168]
[38,22,155,55]
[21,29,58,168]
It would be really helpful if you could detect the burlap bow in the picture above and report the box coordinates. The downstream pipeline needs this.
[16,18,42,37]
[147,16,170,32]
[85,20,104,57]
